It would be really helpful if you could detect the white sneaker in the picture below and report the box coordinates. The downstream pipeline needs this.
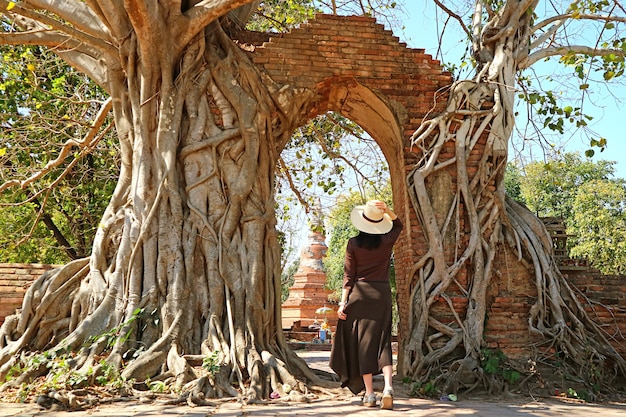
[362,393,377,407]
[381,388,393,410]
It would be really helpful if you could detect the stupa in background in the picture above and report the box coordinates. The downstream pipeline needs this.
[281,205,336,331]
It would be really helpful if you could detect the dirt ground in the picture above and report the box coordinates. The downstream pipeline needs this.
[2,350,626,416]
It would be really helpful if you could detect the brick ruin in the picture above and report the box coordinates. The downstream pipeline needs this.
[1,14,624,360]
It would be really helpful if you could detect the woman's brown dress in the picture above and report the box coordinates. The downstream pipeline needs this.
[329,218,403,394]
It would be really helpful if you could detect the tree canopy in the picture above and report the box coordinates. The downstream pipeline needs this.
[507,153,626,274]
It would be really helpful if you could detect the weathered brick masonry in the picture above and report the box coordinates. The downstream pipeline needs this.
[1,15,624,361]
[2,263,624,357]
[0,263,57,326]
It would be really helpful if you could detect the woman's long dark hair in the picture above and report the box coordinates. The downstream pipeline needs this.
[355,232,382,250]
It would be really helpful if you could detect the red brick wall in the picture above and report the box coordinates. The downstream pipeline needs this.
[565,269,626,357]
[485,245,540,357]
[0,263,58,325]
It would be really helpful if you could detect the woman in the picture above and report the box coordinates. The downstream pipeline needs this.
[329,200,403,410]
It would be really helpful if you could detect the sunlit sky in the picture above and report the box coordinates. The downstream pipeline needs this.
[397,2,626,180]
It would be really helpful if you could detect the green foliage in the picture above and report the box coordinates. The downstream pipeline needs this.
[95,359,124,388]
[277,113,389,207]
[146,379,168,393]
[324,192,375,298]
[86,307,144,352]
[508,153,626,274]
[5,350,125,395]
[248,0,319,32]
[480,348,521,385]
[202,351,221,377]
[518,89,591,134]
[570,179,626,274]
[0,45,118,263]
[281,259,300,303]
[406,378,437,397]
[517,152,615,219]
[504,162,525,204]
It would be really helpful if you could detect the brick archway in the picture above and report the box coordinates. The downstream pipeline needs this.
[248,14,626,363]
[250,14,452,348]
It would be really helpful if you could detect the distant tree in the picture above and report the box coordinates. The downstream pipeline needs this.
[509,154,626,274]
[570,179,626,274]
[323,192,365,298]
[504,162,525,204]
[519,153,616,219]
[281,258,300,303]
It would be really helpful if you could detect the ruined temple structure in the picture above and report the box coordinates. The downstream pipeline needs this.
[541,217,588,269]
[281,210,336,335]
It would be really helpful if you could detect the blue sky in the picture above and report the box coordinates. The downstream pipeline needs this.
[395,3,626,180]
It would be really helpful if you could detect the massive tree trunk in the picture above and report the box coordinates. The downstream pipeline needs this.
[400,1,626,395]
[0,3,321,403]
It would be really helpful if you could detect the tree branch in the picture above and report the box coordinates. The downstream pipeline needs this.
[177,0,256,52]
[17,0,112,39]
[0,98,113,193]
[276,157,310,211]
[432,0,471,37]
[31,195,81,260]
[122,0,163,70]
[0,31,109,86]
[532,13,626,35]
[0,0,114,53]
[521,45,626,69]
[82,1,132,42]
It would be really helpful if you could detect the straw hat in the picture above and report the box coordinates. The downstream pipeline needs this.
[350,200,393,234]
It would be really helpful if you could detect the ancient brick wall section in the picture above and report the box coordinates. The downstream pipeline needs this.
[565,269,626,357]
[0,263,57,325]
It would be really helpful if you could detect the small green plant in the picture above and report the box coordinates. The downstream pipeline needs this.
[405,379,437,397]
[480,348,521,385]
[93,359,125,389]
[87,308,144,350]
[5,363,25,382]
[15,383,30,403]
[202,351,221,376]
[147,379,168,393]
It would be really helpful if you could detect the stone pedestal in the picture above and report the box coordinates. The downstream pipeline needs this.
[282,230,337,330]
